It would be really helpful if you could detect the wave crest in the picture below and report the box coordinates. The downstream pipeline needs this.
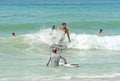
[22,28,120,51]
[68,33,120,50]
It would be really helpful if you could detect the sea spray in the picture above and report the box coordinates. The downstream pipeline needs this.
[23,28,120,51]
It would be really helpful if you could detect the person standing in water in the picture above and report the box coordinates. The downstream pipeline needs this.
[59,23,71,43]
[46,48,67,67]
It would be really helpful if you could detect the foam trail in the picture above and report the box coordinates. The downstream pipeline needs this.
[23,28,120,51]
[68,33,120,50]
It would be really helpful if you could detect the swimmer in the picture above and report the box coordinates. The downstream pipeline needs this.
[97,29,103,34]
[49,25,56,35]
[46,48,67,67]
[12,32,16,37]
[52,25,56,30]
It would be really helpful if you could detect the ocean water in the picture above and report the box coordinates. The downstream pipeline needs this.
[0,3,120,81]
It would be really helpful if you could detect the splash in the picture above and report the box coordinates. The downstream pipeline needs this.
[18,28,120,51]
[68,33,120,50]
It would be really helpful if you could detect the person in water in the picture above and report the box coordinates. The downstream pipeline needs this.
[97,29,103,34]
[59,23,71,43]
[52,25,56,30]
[12,32,16,37]
[50,25,56,35]
[46,48,67,67]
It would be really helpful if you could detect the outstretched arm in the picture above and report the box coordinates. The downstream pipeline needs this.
[46,57,51,66]
[60,56,67,64]
[66,31,71,43]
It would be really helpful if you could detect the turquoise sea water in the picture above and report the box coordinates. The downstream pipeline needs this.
[0,3,120,81]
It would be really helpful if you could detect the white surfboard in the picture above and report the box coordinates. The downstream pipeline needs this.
[59,62,79,67]
[64,64,79,67]
[50,44,67,50]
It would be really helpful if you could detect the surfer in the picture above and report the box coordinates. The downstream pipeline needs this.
[49,23,71,48]
[97,29,103,34]
[59,23,71,43]
[12,32,16,37]
[46,48,67,67]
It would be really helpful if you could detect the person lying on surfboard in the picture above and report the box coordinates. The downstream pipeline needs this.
[46,48,67,67]
[59,23,71,43]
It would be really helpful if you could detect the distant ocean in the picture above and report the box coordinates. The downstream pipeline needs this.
[0,2,120,81]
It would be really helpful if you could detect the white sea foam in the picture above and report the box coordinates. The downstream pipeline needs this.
[68,33,120,50]
[17,73,120,81]
[23,28,120,51]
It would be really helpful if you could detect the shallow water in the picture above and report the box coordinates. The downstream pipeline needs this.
[0,3,120,81]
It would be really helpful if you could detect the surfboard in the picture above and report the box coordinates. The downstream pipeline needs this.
[59,62,79,67]
[64,64,79,67]
[50,44,67,50]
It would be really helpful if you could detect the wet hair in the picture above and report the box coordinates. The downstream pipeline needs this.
[12,32,15,36]
[52,25,55,30]
[100,29,103,32]
[62,22,66,26]
[52,48,57,53]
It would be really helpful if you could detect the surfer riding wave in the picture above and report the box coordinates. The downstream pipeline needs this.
[50,23,71,45]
